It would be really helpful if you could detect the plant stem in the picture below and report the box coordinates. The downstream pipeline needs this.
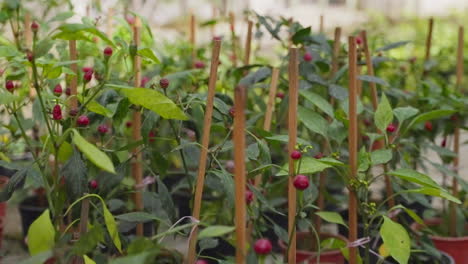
[163,89,191,190]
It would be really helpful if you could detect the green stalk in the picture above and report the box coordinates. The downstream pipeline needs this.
[163,89,191,190]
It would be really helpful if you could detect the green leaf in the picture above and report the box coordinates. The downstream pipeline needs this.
[403,109,456,134]
[0,92,20,105]
[103,202,122,252]
[109,86,187,120]
[83,255,96,264]
[387,169,439,189]
[393,107,419,124]
[72,130,115,174]
[376,41,410,52]
[298,106,328,138]
[34,38,54,58]
[85,100,113,118]
[370,149,392,165]
[380,216,410,264]
[0,46,21,58]
[115,212,163,223]
[291,27,311,44]
[277,157,332,176]
[57,141,73,162]
[300,90,334,117]
[390,205,425,225]
[316,211,348,228]
[405,188,461,204]
[61,149,87,199]
[138,47,160,64]
[328,84,348,100]
[358,75,389,86]
[27,209,55,255]
[48,11,74,22]
[198,226,235,240]
[374,94,393,132]
[0,167,27,202]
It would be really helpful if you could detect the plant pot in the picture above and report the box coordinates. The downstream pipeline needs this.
[411,218,468,264]
[278,232,347,264]
[19,196,47,239]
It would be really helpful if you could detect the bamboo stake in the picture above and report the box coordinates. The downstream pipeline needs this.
[132,17,143,236]
[69,40,78,110]
[360,30,396,210]
[244,20,253,66]
[229,12,237,67]
[287,47,299,264]
[449,26,463,237]
[186,39,222,264]
[234,85,247,263]
[424,17,434,63]
[190,13,196,64]
[254,68,279,187]
[24,12,32,49]
[79,196,90,235]
[348,36,359,264]
[360,31,378,109]
[329,27,342,107]
[319,15,324,34]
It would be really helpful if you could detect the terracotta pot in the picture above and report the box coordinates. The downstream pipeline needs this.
[411,218,468,264]
[278,232,347,264]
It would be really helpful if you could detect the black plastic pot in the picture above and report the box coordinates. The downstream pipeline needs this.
[19,196,47,238]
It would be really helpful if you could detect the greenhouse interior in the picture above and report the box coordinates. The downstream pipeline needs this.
[0,0,467,263]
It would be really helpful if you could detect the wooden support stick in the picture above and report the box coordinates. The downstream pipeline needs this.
[254,68,279,187]
[319,15,324,34]
[190,13,196,63]
[24,12,32,49]
[244,20,253,66]
[186,39,222,264]
[424,17,434,63]
[132,17,143,236]
[360,30,395,210]
[287,48,299,264]
[79,196,90,235]
[69,40,78,110]
[229,12,237,67]
[449,26,463,237]
[360,31,378,110]
[348,36,359,264]
[234,85,247,263]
